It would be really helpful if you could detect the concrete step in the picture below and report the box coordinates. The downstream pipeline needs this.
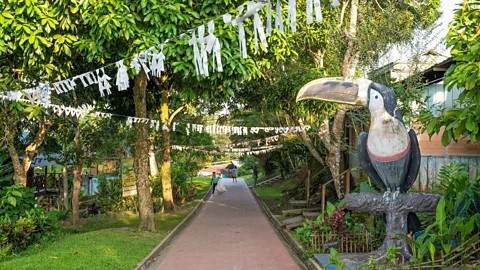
[302,212,321,220]
[282,215,304,226]
[282,207,323,217]
[289,199,308,208]
[285,221,305,230]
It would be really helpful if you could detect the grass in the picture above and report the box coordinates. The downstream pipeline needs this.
[190,176,212,200]
[241,173,288,215]
[2,178,212,270]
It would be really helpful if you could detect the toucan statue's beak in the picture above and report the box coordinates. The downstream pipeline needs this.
[296,77,371,106]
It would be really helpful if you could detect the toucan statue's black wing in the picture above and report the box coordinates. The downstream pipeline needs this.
[401,129,421,193]
[358,132,386,190]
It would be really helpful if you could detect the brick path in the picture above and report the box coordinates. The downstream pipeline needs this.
[155,178,300,270]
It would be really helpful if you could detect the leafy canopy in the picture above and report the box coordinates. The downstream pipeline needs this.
[422,1,480,146]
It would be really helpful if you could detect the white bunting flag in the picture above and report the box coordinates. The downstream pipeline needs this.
[198,25,209,77]
[162,122,170,131]
[115,60,130,91]
[275,0,284,33]
[288,0,297,32]
[249,1,268,50]
[6,91,22,101]
[223,13,232,24]
[189,30,204,76]
[97,68,112,97]
[205,21,223,73]
[314,0,323,22]
[267,0,272,36]
[131,53,151,80]
[332,0,340,7]
[233,6,248,59]
[307,0,313,24]
[84,72,98,86]
[150,45,166,78]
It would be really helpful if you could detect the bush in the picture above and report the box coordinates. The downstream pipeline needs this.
[0,185,59,258]
[95,174,135,213]
[150,164,198,212]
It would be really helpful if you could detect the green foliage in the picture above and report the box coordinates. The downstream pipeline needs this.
[436,161,480,220]
[95,175,136,213]
[386,246,400,265]
[171,131,214,181]
[296,200,351,245]
[0,150,14,187]
[0,185,59,258]
[0,211,191,269]
[359,182,378,194]
[409,162,480,265]
[421,1,480,145]
[237,155,260,176]
[328,248,345,270]
[0,0,78,89]
[0,185,36,220]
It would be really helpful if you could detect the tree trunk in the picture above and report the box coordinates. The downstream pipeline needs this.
[72,119,82,225]
[6,119,51,186]
[62,165,69,210]
[343,0,359,79]
[149,139,158,178]
[160,89,178,211]
[318,0,359,199]
[133,69,156,231]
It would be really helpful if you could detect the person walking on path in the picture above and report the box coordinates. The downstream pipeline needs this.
[232,171,237,182]
[211,172,220,194]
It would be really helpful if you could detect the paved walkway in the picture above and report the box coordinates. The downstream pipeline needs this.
[156,178,299,270]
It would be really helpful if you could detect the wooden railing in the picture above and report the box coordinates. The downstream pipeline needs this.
[321,163,359,214]
[310,227,375,253]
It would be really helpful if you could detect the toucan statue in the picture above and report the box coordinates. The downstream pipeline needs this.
[296,77,422,234]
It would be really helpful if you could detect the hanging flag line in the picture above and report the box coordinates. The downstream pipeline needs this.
[224,127,306,147]
[172,144,277,152]
[4,0,339,101]
[171,144,282,156]
[0,95,311,135]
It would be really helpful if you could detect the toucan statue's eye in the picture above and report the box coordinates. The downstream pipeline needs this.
[375,95,379,99]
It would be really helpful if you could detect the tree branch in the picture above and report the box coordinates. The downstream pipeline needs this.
[169,104,186,124]
[338,0,350,28]
[294,116,326,166]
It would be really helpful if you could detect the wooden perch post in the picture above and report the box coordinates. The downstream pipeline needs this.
[345,192,442,260]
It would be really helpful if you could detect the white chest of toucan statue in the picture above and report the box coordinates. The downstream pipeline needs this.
[296,78,421,232]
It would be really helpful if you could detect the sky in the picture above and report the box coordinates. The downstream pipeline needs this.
[381,0,463,65]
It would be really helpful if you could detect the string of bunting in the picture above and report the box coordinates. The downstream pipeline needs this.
[171,144,282,156]
[224,126,309,147]
[4,0,339,100]
[0,95,311,135]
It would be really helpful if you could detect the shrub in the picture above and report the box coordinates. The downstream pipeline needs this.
[0,185,59,258]
[95,174,135,213]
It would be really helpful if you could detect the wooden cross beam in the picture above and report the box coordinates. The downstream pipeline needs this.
[345,192,442,260]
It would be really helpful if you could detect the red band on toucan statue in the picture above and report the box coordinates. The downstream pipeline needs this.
[367,141,411,162]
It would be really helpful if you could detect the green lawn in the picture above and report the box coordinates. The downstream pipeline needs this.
[191,176,212,200]
[242,174,287,215]
[2,178,212,270]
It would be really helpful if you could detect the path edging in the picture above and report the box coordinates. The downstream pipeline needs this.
[135,186,212,270]
[248,183,323,270]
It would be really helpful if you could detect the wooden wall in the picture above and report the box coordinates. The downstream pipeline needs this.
[413,156,480,192]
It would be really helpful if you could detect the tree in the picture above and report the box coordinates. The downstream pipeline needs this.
[236,0,441,199]
[421,1,480,145]
[75,0,279,211]
[0,0,79,186]
[133,70,156,230]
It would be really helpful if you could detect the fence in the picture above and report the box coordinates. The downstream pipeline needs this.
[414,156,480,192]
[310,227,376,254]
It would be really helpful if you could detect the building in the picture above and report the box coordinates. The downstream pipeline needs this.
[410,57,480,191]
